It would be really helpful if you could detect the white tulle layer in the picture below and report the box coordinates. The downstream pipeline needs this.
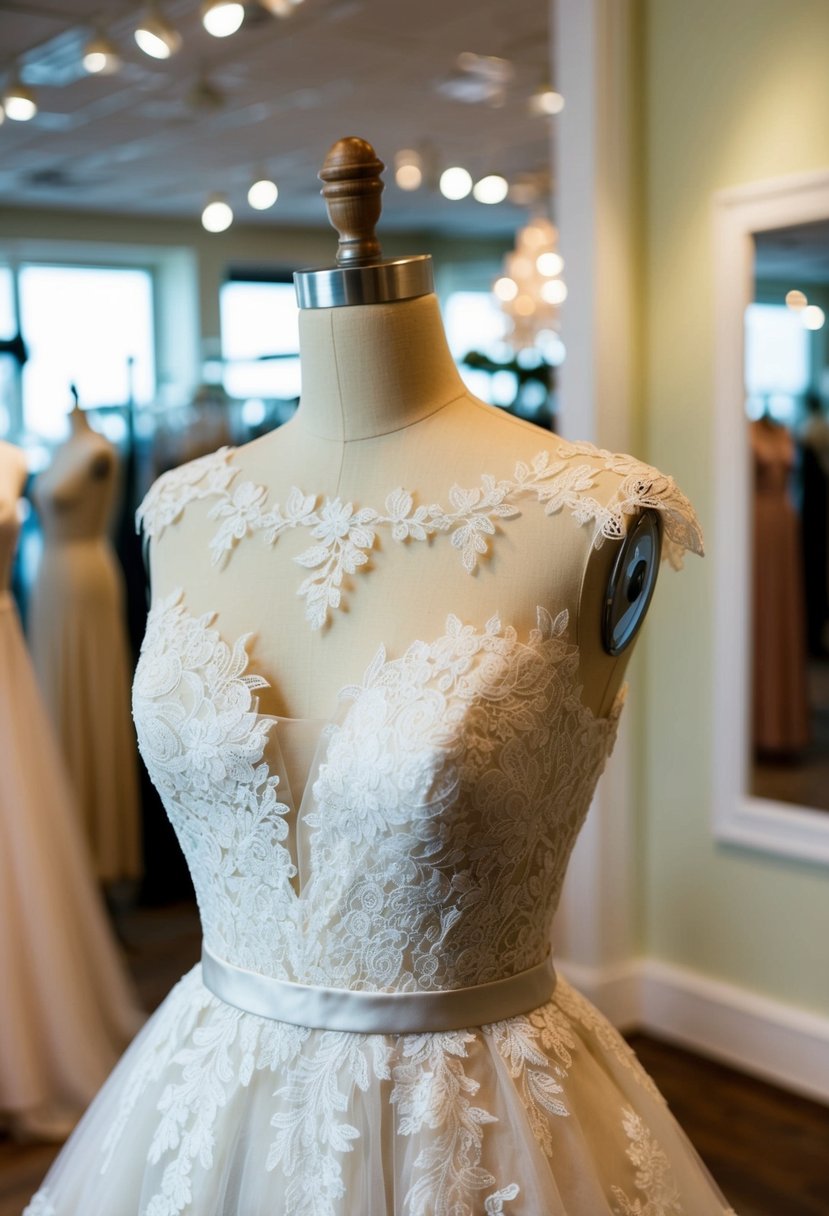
[27,965,735,1216]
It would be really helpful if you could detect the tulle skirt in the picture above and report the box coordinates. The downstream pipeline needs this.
[29,539,142,882]
[0,593,143,1123]
[26,963,735,1215]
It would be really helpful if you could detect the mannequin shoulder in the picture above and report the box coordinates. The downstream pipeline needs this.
[136,445,237,542]
[493,423,704,571]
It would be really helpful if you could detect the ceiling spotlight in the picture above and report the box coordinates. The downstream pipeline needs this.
[529,88,565,117]
[202,0,245,37]
[3,70,37,121]
[82,30,122,75]
[473,174,508,204]
[439,166,472,201]
[395,149,423,192]
[247,177,278,209]
[202,195,234,233]
[135,3,182,59]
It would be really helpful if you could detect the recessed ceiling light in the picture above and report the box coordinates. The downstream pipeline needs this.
[248,178,278,209]
[135,3,182,59]
[395,150,423,192]
[439,166,472,200]
[202,0,245,37]
[3,71,37,121]
[473,174,508,205]
[202,195,234,233]
[82,31,122,75]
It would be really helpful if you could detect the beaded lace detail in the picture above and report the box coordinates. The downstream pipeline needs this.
[137,443,704,629]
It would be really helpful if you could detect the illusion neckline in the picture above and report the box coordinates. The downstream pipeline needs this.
[148,588,628,735]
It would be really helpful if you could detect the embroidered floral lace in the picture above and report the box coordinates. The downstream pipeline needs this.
[26,443,734,1216]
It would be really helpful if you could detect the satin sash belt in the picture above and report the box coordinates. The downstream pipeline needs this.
[201,945,557,1034]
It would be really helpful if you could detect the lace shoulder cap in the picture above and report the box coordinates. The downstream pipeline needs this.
[557,441,704,570]
[136,446,236,540]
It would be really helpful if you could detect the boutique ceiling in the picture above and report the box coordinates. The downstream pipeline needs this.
[0,0,555,236]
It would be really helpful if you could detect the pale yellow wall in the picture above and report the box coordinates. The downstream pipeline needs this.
[642,0,829,1011]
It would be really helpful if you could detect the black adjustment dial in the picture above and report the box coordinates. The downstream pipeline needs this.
[601,510,662,656]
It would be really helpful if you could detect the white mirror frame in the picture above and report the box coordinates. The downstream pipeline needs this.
[713,168,829,865]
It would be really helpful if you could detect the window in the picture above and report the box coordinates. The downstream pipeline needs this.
[18,264,156,439]
[744,302,809,423]
[220,279,300,401]
[0,265,16,436]
[443,290,512,405]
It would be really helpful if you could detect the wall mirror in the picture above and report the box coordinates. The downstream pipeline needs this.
[713,171,829,865]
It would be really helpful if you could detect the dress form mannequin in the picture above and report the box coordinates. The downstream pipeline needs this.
[27,143,718,1216]
[30,403,141,883]
[148,141,670,805]
[0,439,142,1143]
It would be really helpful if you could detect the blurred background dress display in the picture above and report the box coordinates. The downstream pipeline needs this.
[750,416,810,755]
[0,440,143,1142]
[30,405,142,883]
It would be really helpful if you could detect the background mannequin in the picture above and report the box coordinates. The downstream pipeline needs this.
[749,414,810,754]
[0,439,142,1142]
[30,400,141,884]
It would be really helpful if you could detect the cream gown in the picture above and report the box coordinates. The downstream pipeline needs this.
[26,440,736,1216]
[0,498,143,1131]
[30,438,141,882]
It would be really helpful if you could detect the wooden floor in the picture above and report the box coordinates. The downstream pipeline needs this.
[4,902,828,1216]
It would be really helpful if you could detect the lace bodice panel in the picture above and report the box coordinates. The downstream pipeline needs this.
[134,594,624,994]
[134,440,703,995]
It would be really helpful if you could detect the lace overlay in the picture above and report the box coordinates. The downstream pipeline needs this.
[27,447,733,1216]
[133,592,623,993]
[137,443,704,629]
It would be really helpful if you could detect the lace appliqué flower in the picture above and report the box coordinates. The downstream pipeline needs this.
[611,1108,685,1216]
[136,443,704,629]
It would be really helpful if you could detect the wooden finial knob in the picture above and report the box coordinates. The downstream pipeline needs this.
[319,136,384,266]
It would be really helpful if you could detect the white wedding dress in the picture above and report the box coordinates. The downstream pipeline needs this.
[28,440,736,1216]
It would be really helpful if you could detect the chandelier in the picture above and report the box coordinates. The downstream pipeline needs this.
[494,218,566,351]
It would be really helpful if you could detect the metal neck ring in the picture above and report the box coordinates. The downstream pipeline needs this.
[294,255,434,309]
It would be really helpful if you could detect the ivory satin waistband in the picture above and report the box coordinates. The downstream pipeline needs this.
[201,945,557,1034]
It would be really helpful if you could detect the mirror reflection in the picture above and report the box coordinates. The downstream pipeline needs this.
[748,220,829,811]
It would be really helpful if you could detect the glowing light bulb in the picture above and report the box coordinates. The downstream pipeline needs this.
[202,0,245,37]
[135,5,181,58]
[785,289,808,311]
[3,75,37,121]
[536,252,564,276]
[202,196,233,233]
[247,179,278,209]
[802,305,825,330]
[439,167,472,200]
[494,277,518,302]
[473,174,509,204]
[541,279,568,305]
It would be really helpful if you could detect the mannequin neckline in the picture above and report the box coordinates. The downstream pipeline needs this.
[291,388,467,443]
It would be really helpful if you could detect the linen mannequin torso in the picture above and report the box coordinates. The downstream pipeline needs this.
[149,295,639,767]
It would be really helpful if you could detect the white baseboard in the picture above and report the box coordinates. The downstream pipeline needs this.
[557,956,829,1105]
